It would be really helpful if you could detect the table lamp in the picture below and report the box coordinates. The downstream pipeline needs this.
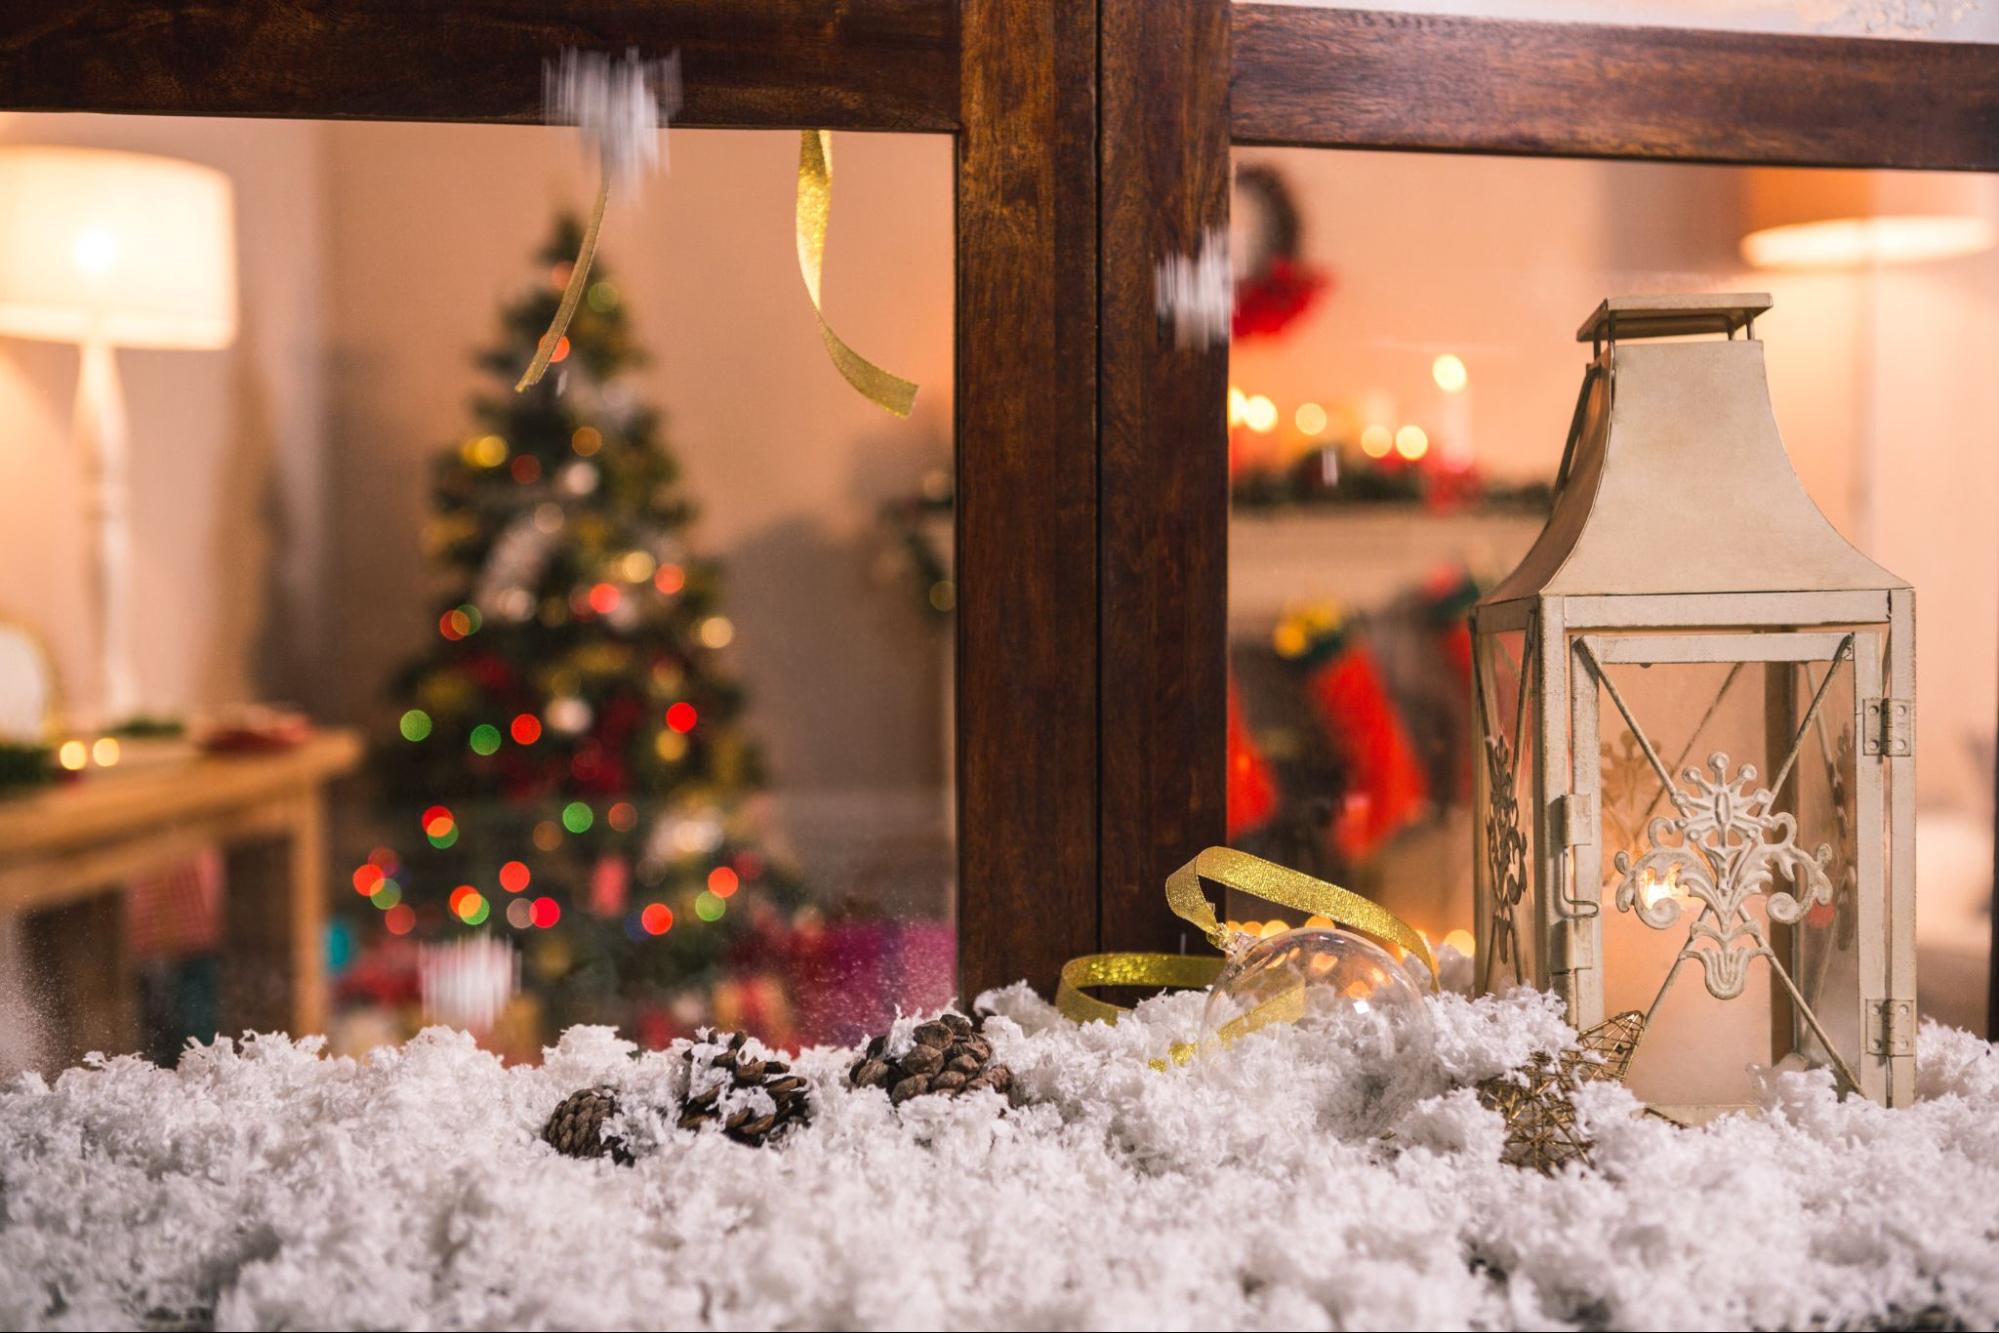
[0,146,237,725]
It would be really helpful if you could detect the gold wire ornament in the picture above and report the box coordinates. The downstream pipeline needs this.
[1475,1009,1647,1172]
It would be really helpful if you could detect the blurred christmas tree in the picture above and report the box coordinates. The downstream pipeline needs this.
[354,216,807,1040]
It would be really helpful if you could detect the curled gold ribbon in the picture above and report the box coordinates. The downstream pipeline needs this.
[1167,847,1435,978]
[797,130,919,417]
[1054,848,1438,1066]
[517,180,609,392]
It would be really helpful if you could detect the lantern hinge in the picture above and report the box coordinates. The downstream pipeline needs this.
[1868,999,1915,1058]
[1863,698,1914,757]
[1550,794,1594,846]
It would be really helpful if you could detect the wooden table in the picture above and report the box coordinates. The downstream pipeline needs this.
[0,730,363,1063]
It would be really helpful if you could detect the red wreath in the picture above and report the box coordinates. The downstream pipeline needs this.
[1232,164,1332,342]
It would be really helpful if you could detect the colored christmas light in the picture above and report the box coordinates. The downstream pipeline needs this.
[693,890,725,922]
[561,801,594,834]
[608,801,637,832]
[353,864,385,896]
[469,723,502,756]
[400,709,433,742]
[499,860,531,894]
[531,896,561,929]
[384,903,416,936]
[707,866,739,899]
[510,713,542,745]
[665,702,697,734]
[640,902,673,935]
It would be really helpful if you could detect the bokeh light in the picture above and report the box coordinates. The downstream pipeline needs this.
[665,702,697,734]
[384,903,416,935]
[608,801,637,832]
[653,564,686,595]
[531,896,561,929]
[694,890,726,922]
[499,860,531,894]
[400,708,433,742]
[469,723,502,756]
[640,902,673,935]
[510,713,542,745]
[708,866,740,899]
[561,801,594,834]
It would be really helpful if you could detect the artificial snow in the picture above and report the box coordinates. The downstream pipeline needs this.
[2,976,1997,1331]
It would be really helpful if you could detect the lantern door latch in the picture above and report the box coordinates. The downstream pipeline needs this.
[1551,794,1594,846]
[1868,999,1915,1057]
[1863,698,1914,757]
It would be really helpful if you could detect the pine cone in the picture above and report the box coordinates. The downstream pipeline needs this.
[849,1011,1015,1105]
[676,1030,811,1147]
[542,1086,633,1164]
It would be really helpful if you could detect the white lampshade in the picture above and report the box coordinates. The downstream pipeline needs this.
[0,146,236,350]
[1742,168,1998,270]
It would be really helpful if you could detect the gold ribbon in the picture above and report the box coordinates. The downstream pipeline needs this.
[1055,848,1437,1066]
[796,131,919,417]
[518,180,610,393]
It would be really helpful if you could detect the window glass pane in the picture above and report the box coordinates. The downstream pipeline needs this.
[1227,146,1997,1033]
[0,117,954,1073]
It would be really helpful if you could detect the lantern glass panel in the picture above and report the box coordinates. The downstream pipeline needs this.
[1579,630,1875,1110]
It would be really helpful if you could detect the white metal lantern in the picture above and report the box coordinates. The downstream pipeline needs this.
[1471,294,1915,1119]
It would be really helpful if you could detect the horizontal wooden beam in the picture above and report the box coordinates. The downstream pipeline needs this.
[1232,5,1999,172]
[0,0,959,131]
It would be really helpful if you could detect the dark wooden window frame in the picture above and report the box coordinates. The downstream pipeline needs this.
[5,3,1997,1012]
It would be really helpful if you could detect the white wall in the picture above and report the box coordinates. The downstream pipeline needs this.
[0,113,328,720]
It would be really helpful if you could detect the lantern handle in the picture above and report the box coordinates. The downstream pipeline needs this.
[1553,363,1600,493]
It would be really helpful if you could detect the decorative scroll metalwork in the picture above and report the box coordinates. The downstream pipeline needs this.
[1474,624,1536,992]
[1612,753,1833,1000]
[1482,731,1529,978]
[1600,730,1651,871]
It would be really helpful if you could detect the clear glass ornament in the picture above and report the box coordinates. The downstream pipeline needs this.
[1198,924,1430,1059]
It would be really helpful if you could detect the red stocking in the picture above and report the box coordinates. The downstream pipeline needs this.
[1226,676,1278,839]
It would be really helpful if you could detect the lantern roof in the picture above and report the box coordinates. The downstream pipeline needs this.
[1483,293,1906,605]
